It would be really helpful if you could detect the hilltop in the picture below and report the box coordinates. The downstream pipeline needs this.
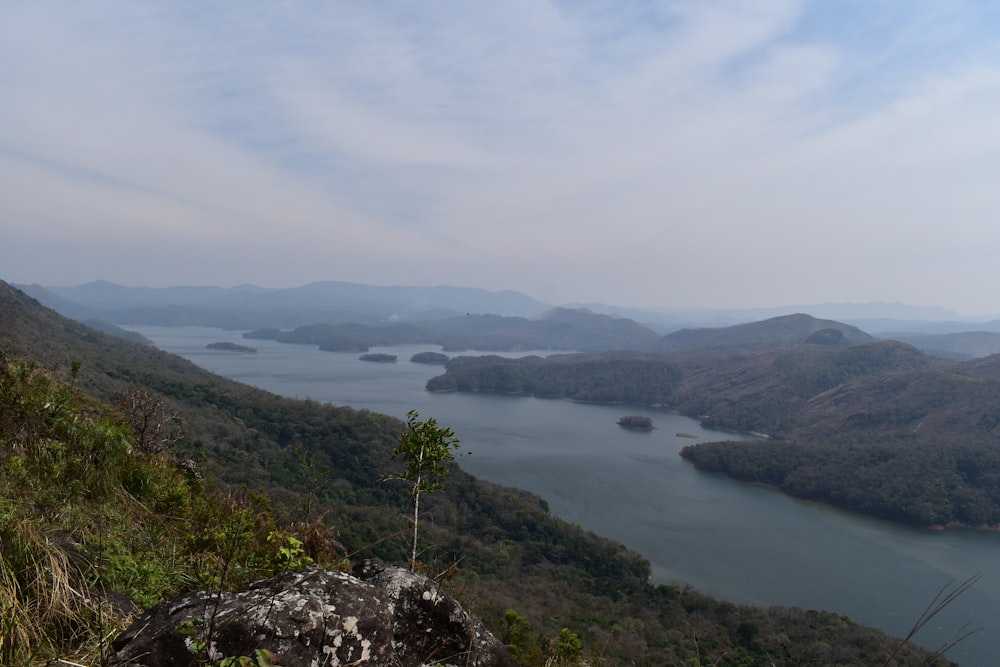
[650,312,876,354]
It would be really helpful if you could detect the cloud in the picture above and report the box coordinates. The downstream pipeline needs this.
[3,1,1000,313]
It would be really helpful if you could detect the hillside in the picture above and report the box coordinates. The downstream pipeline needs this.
[651,313,876,354]
[670,339,937,435]
[244,308,661,353]
[0,349,346,664]
[426,351,683,404]
[0,281,959,665]
[426,337,935,437]
[425,318,1000,528]
[677,350,1000,527]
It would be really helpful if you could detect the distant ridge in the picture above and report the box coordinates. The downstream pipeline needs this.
[20,280,549,329]
[20,280,1000,358]
[883,331,1000,360]
[651,313,875,354]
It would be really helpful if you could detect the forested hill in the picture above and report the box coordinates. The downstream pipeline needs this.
[426,338,936,437]
[426,330,1000,527]
[245,308,662,352]
[0,279,953,665]
[650,312,876,354]
[679,351,1000,527]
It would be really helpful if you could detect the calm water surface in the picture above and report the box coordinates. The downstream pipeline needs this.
[134,326,1000,665]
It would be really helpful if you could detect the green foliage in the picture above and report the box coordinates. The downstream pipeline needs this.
[388,410,460,496]
[217,650,276,667]
[682,438,1000,527]
[0,353,334,664]
[551,627,584,665]
[383,410,460,569]
[266,531,313,574]
[180,618,277,667]
[502,609,535,660]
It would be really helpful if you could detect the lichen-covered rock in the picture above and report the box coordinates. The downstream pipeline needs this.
[110,563,519,667]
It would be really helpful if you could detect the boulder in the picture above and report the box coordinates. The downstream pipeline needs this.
[111,562,519,667]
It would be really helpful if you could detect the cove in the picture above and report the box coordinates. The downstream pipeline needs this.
[132,326,1000,666]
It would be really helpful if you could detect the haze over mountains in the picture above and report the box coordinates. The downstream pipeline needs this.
[18,280,1000,360]
[18,280,549,328]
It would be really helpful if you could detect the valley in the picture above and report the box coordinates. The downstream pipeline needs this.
[4,280,999,664]
[131,325,1000,666]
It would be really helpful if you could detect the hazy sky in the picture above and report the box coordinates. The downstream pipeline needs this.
[4,1,1000,314]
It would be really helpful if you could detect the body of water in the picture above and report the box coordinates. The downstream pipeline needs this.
[133,326,1000,665]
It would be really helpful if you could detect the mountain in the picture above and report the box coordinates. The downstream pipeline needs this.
[414,308,661,352]
[650,313,876,354]
[534,307,663,349]
[0,279,955,665]
[40,279,257,308]
[17,282,103,320]
[29,280,1000,358]
[426,337,935,438]
[21,280,549,329]
[425,310,1000,528]
[244,307,662,353]
[883,331,1000,360]
[673,341,1000,527]
[753,301,966,322]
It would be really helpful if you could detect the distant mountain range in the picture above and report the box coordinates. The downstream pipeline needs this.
[17,280,550,328]
[16,280,1000,359]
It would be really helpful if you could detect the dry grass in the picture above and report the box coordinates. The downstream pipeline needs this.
[2,519,79,664]
[0,517,140,665]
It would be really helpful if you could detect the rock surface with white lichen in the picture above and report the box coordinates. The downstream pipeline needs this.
[110,562,519,667]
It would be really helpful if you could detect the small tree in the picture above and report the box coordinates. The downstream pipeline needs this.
[551,628,584,666]
[384,410,460,570]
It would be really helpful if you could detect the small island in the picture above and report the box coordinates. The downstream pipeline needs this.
[359,353,397,363]
[206,342,257,353]
[617,415,654,431]
[410,351,450,365]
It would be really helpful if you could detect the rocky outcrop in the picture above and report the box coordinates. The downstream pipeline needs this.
[111,562,519,667]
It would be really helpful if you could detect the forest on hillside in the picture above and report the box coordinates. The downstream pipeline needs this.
[242,307,662,353]
[426,340,1000,528]
[0,280,959,665]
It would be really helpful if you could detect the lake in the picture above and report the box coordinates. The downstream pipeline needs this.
[132,326,1000,665]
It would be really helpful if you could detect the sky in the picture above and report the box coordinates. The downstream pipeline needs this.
[4,1,1000,315]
